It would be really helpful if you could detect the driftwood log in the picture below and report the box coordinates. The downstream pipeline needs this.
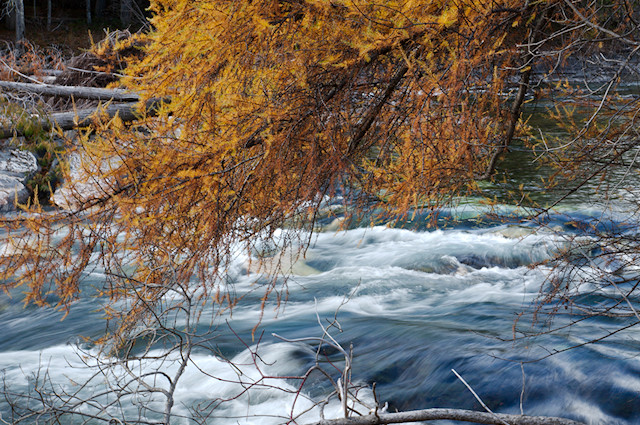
[305,408,585,425]
[0,81,139,101]
[0,103,138,140]
[0,98,166,140]
[0,81,162,140]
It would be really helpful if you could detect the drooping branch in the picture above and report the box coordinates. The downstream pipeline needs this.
[0,81,140,101]
[305,408,585,425]
[347,63,409,155]
[562,0,640,46]
[481,6,550,179]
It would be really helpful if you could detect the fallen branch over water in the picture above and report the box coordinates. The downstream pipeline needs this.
[305,408,585,425]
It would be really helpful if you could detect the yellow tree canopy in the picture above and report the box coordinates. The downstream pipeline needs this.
[3,2,640,422]
[2,0,548,341]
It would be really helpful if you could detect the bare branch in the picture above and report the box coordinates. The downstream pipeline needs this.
[304,408,585,425]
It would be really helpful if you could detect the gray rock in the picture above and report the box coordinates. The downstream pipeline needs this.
[0,149,38,180]
[52,152,119,210]
[0,149,39,212]
[0,175,29,212]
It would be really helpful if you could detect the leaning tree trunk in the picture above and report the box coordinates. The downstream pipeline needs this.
[480,5,549,179]
[120,0,131,26]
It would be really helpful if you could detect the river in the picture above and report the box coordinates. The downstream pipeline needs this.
[0,110,639,424]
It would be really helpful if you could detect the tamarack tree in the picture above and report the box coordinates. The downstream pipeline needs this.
[2,0,532,342]
[1,0,638,423]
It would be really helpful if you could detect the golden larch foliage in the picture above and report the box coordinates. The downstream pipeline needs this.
[1,0,545,344]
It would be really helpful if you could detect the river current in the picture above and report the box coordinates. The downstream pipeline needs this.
[1,93,640,424]
[0,199,639,424]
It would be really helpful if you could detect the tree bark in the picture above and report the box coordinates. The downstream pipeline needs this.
[305,408,585,425]
[5,5,15,31]
[46,0,51,31]
[0,103,134,140]
[14,0,25,47]
[0,81,139,101]
[95,0,106,16]
[86,0,92,25]
[0,99,166,140]
[120,0,132,26]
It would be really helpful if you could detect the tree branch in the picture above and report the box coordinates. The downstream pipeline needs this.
[481,5,549,179]
[347,63,409,154]
[305,408,585,425]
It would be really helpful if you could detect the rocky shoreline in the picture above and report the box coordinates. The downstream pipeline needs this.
[0,148,38,212]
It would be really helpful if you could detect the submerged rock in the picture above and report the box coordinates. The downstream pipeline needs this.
[0,149,38,212]
[495,225,538,238]
[52,152,119,210]
[246,247,322,277]
[437,255,474,275]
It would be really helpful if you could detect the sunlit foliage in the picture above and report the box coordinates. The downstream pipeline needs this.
[5,0,634,347]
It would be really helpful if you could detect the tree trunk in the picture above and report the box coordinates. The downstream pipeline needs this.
[95,0,106,16]
[5,6,15,31]
[86,0,92,24]
[46,0,51,30]
[0,103,136,139]
[14,0,25,47]
[0,81,140,101]
[120,0,131,26]
[0,99,166,140]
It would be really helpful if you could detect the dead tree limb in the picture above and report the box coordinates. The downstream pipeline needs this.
[480,6,550,179]
[0,98,166,140]
[305,408,585,425]
[0,81,139,101]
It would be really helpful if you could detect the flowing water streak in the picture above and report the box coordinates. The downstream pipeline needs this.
[1,206,639,424]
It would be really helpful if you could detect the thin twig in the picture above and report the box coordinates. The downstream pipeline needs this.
[451,369,512,425]
[0,57,45,85]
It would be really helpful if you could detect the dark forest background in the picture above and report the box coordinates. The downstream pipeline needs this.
[1,0,151,51]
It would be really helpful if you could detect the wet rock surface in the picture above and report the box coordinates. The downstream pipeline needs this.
[52,151,119,210]
[0,149,38,212]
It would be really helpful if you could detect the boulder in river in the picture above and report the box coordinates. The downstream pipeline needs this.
[52,151,120,211]
[0,149,39,212]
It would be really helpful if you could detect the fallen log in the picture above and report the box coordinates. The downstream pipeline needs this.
[305,408,585,425]
[0,98,166,140]
[0,81,139,101]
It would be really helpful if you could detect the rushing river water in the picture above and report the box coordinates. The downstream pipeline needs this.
[1,103,640,424]
[1,203,639,424]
